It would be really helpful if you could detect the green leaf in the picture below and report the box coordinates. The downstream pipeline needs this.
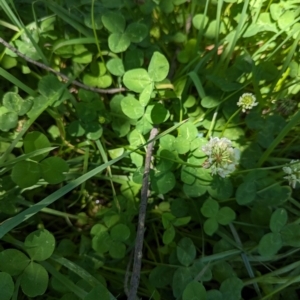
[109,241,126,259]
[83,73,112,88]
[3,92,33,116]
[0,272,14,300]
[0,249,29,275]
[84,122,103,140]
[278,10,299,30]
[139,83,154,106]
[38,74,69,102]
[201,95,219,108]
[163,225,175,245]
[136,116,153,134]
[270,208,288,233]
[121,96,144,119]
[205,19,226,39]
[177,237,196,267]
[40,157,69,184]
[258,232,282,256]
[236,181,257,205]
[156,150,175,172]
[189,260,212,281]
[151,171,176,194]
[84,285,110,300]
[181,166,197,184]
[110,224,130,242]
[207,177,233,200]
[124,49,144,69]
[26,95,48,118]
[104,213,120,228]
[68,120,85,137]
[108,148,124,159]
[60,293,80,300]
[183,180,207,197]
[162,212,176,228]
[201,199,219,218]
[106,58,125,76]
[174,136,190,154]
[92,231,112,254]
[207,290,223,300]
[281,224,300,247]
[148,51,169,82]
[1,55,17,69]
[84,13,103,30]
[213,261,236,284]
[171,199,189,217]
[184,95,196,108]
[108,33,131,53]
[160,0,174,13]
[123,68,152,93]
[128,129,143,146]
[102,12,125,33]
[11,161,41,188]
[217,207,236,225]
[220,277,243,300]
[251,203,272,226]
[178,121,198,141]
[125,22,148,43]
[149,266,174,288]
[245,112,264,130]
[56,239,76,257]
[240,143,262,168]
[258,185,291,206]
[112,118,131,137]
[270,3,285,21]
[101,0,124,8]
[91,224,107,236]
[145,103,170,124]
[132,167,144,184]
[172,267,193,298]
[73,51,92,64]
[178,39,197,63]
[15,40,40,60]
[193,14,209,30]
[204,218,219,236]
[23,131,51,161]
[253,61,279,82]
[0,111,18,132]
[207,74,242,92]
[183,281,207,300]
[160,134,175,151]
[24,229,56,261]
[20,262,48,297]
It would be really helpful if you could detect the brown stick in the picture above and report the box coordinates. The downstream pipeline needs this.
[0,37,126,94]
[128,127,159,300]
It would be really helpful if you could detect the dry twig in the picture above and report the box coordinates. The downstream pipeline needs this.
[0,37,125,94]
[128,127,159,300]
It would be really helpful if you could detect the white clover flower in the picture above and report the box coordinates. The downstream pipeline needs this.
[283,160,300,188]
[237,93,258,112]
[202,137,240,178]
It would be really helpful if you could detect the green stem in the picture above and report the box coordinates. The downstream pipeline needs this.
[257,108,300,167]
[206,106,219,138]
[220,108,242,137]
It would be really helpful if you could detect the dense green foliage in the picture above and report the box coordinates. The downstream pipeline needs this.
[0,0,300,299]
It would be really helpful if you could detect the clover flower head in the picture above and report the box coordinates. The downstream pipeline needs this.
[237,93,258,112]
[283,160,300,188]
[202,137,240,178]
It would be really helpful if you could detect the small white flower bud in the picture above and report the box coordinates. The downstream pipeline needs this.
[237,93,258,112]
